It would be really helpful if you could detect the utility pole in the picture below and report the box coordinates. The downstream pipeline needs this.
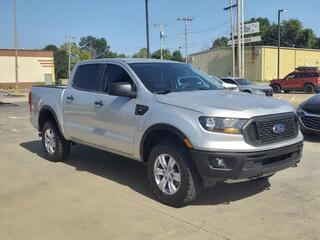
[65,35,75,79]
[155,22,165,60]
[177,16,193,64]
[145,0,150,58]
[13,0,19,90]
[237,0,241,77]
[241,0,245,77]
[224,1,237,76]
[277,9,287,79]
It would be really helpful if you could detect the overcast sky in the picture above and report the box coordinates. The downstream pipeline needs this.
[1,0,320,56]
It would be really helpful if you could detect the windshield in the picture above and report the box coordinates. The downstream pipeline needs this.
[234,78,253,85]
[129,63,224,93]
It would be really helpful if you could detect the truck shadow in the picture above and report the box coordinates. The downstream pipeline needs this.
[20,140,270,206]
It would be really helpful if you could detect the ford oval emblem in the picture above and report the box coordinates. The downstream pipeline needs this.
[273,123,286,134]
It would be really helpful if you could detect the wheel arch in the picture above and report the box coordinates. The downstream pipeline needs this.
[139,124,190,163]
[38,106,63,134]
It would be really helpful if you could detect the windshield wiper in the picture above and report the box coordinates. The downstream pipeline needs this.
[154,90,172,94]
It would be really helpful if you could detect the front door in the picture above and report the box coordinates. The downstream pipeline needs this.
[90,63,137,155]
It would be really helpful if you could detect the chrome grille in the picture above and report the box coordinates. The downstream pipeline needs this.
[243,113,299,146]
[301,115,320,131]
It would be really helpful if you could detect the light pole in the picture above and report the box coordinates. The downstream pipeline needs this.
[13,0,19,90]
[177,16,193,64]
[277,9,287,79]
[224,1,237,76]
[65,35,75,79]
[145,0,150,58]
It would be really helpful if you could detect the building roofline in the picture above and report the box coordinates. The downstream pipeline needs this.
[189,45,320,56]
[0,48,54,57]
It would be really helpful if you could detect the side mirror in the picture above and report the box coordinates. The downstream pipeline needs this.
[108,82,137,98]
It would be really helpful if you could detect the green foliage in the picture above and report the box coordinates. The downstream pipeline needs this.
[151,49,172,60]
[43,44,68,80]
[212,37,229,48]
[148,49,184,62]
[171,50,184,62]
[132,48,148,58]
[79,35,110,58]
[214,17,319,49]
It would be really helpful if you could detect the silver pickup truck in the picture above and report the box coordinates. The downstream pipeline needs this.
[30,59,303,207]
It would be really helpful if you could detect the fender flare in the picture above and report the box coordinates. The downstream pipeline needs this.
[139,123,188,161]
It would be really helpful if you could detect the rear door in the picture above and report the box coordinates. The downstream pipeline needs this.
[89,63,137,155]
[63,63,105,143]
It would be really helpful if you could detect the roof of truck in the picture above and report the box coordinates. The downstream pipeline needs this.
[78,58,182,65]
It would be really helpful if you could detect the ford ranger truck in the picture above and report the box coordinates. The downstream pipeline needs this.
[29,59,303,207]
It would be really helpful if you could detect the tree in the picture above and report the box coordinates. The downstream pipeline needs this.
[212,37,229,48]
[151,49,172,60]
[43,44,68,81]
[60,42,91,71]
[79,35,110,58]
[296,28,317,48]
[171,50,184,62]
[132,48,148,58]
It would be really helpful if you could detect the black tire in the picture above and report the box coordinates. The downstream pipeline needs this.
[272,84,281,93]
[283,90,290,93]
[304,84,315,94]
[147,141,201,207]
[41,121,70,162]
[243,90,251,94]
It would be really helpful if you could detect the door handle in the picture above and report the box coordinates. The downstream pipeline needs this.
[94,100,103,108]
[66,95,74,102]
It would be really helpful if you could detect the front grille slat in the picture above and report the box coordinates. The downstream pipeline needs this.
[243,113,299,146]
[301,115,320,130]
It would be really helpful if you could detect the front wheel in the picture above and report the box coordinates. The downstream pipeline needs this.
[304,84,315,94]
[147,142,200,207]
[42,121,70,162]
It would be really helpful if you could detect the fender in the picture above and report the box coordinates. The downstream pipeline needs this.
[139,123,188,161]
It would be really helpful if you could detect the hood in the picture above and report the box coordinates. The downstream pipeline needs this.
[155,90,294,119]
[300,94,320,114]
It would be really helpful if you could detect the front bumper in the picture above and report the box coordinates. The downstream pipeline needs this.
[190,142,303,186]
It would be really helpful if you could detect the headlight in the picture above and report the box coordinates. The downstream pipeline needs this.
[296,107,305,116]
[198,117,247,134]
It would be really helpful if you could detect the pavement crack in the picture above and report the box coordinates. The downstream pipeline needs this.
[115,193,231,240]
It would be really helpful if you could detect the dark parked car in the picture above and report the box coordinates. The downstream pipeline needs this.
[297,93,320,134]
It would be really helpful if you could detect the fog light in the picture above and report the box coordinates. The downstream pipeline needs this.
[211,158,226,168]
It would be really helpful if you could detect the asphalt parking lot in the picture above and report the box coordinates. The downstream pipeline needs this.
[1,101,319,240]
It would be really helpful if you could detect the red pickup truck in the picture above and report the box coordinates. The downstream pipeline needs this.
[270,67,320,94]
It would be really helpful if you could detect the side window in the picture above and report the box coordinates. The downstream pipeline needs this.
[222,78,236,85]
[73,64,104,91]
[102,64,135,92]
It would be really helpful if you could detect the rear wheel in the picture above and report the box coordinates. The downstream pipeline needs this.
[304,84,315,94]
[42,121,70,162]
[272,84,281,93]
[147,141,201,207]
[283,90,290,93]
